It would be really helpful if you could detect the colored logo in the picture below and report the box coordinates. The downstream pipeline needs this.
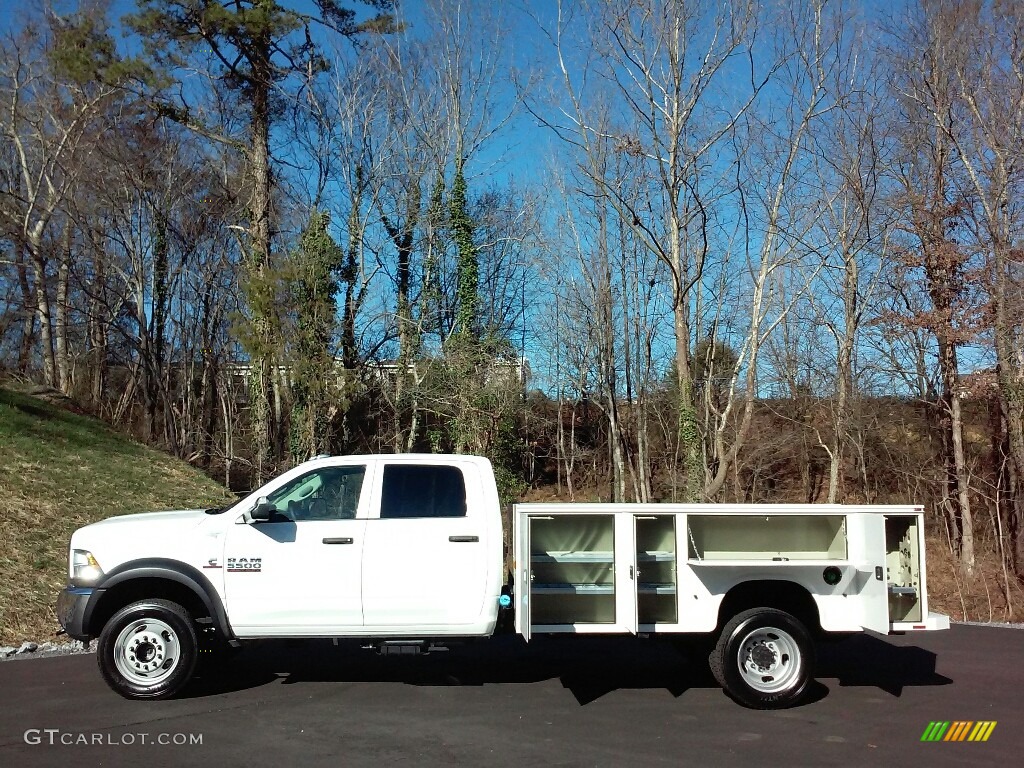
[921,721,996,742]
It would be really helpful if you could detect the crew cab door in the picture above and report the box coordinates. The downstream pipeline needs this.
[222,463,370,636]
[361,461,490,629]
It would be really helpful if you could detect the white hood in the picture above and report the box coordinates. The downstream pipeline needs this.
[73,509,214,550]
[87,508,210,528]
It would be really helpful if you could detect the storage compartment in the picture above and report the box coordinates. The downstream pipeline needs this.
[530,515,616,625]
[635,515,677,624]
[886,515,923,622]
[687,514,847,561]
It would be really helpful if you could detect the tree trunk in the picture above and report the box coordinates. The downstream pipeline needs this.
[54,226,72,394]
[938,337,974,574]
[246,37,277,482]
[636,403,652,502]
[605,396,626,503]
[152,208,169,422]
[89,310,107,410]
[340,201,363,372]
[1008,443,1024,581]
[384,189,420,451]
[30,248,56,388]
[829,247,858,503]
[202,361,217,469]
[15,245,35,373]
[220,381,234,490]
[674,304,703,501]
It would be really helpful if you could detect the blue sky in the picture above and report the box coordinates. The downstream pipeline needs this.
[0,0,981,393]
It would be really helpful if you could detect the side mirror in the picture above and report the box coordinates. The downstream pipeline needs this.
[250,497,276,523]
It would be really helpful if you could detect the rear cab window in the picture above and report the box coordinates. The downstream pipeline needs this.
[380,464,467,519]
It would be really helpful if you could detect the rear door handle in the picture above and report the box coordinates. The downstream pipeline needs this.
[323,537,354,545]
[449,535,479,543]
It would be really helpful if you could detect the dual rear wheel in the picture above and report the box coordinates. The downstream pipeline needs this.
[709,607,815,709]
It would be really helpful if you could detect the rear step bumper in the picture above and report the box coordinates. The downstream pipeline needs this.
[891,611,951,632]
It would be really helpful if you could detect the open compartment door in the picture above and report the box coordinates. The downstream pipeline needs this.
[526,513,632,634]
[634,514,679,629]
[513,511,531,641]
[850,514,890,633]
[886,514,935,630]
[616,514,638,634]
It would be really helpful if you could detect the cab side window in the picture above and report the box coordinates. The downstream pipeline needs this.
[380,465,467,519]
[267,465,366,521]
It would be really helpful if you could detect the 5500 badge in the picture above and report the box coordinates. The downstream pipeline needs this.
[226,557,262,573]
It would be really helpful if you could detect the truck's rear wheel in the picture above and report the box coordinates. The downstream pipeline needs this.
[97,599,198,699]
[710,607,813,709]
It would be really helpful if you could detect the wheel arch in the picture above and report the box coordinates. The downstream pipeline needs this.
[716,579,821,635]
[87,560,235,641]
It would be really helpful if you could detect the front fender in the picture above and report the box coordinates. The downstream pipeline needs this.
[84,559,235,641]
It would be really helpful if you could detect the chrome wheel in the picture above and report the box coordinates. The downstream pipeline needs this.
[735,625,802,694]
[113,618,181,686]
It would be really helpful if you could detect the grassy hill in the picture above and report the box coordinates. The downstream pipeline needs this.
[0,386,232,645]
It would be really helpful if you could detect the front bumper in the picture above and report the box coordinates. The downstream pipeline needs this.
[56,586,102,641]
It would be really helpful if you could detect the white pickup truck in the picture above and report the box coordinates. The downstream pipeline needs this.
[57,453,949,709]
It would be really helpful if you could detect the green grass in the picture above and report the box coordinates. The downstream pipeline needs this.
[0,387,232,645]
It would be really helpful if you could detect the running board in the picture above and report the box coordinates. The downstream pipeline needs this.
[367,641,448,656]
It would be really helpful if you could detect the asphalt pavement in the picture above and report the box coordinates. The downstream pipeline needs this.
[0,624,1020,767]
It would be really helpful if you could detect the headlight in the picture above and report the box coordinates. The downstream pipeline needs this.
[71,549,104,585]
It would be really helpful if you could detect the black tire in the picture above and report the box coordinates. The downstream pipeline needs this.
[97,599,198,700]
[710,607,814,709]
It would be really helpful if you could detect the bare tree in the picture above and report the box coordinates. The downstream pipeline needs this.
[534,0,770,499]
[886,0,980,572]
[941,0,1024,579]
[805,28,892,503]
[534,1,843,500]
[0,16,126,390]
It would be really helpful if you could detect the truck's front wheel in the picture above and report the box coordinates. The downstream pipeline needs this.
[710,607,814,709]
[97,599,198,699]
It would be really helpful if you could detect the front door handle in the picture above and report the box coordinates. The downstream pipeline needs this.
[449,535,479,543]
[323,537,354,545]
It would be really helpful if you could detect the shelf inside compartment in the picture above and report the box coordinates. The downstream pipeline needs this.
[638,583,676,595]
[687,514,848,561]
[532,582,676,596]
[532,583,614,595]
[637,550,676,562]
[531,549,675,564]
[532,550,613,563]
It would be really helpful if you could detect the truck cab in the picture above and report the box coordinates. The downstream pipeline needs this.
[57,454,505,698]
